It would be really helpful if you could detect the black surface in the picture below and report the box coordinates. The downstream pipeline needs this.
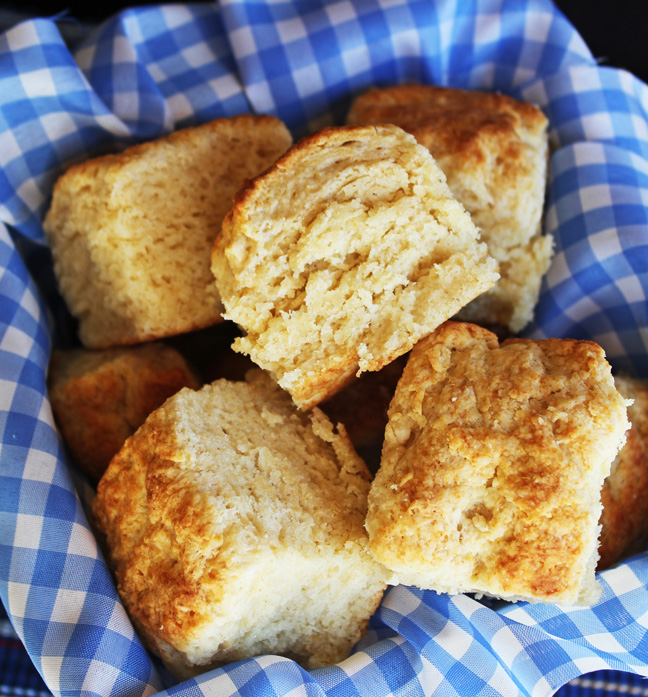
[554,0,648,83]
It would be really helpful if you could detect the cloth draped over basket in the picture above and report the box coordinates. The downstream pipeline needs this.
[1,1,647,696]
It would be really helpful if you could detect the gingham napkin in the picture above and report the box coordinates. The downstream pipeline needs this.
[1,2,647,696]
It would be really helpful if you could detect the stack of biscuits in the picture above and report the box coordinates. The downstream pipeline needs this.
[42,85,641,680]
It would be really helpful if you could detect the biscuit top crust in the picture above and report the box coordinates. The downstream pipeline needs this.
[367,321,630,605]
[52,114,288,187]
[348,84,546,148]
[347,84,547,189]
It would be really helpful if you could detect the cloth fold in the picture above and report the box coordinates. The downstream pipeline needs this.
[1,2,648,696]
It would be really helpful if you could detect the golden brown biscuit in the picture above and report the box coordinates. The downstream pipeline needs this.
[598,374,648,570]
[44,115,292,348]
[348,85,552,331]
[366,321,630,606]
[92,371,392,679]
[48,343,200,481]
[211,124,499,410]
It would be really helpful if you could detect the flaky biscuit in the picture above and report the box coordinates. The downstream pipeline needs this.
[48,342,200,480]
[348,84,552,331]
[92,371,391,678]
[366,321,630,605]
[211,124,499,410]
[44,115,292,348]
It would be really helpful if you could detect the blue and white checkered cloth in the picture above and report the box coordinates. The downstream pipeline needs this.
[1,1,648,696]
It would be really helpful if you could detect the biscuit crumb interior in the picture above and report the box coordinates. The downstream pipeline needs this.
[213,125,499,408]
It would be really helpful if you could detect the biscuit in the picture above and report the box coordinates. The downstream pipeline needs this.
[211,124,499,410]
[43,115,292,348]
[92,371,391,678]
[48,342,200,480]
[598,374,648,569]
[366,321,630,605]
[348,85,552,331]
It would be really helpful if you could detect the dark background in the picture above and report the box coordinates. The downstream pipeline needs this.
[555,0,647,83]
[1,1,647,85]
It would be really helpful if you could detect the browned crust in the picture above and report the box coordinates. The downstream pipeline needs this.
[53,114,289,190]
[347,84,547,168]
[48,344,200,481]
[92,419,213,648]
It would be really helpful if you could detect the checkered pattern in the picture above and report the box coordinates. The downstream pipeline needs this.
[1,1,647,696]
[516,65,648,377]
[218,0,595,136]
